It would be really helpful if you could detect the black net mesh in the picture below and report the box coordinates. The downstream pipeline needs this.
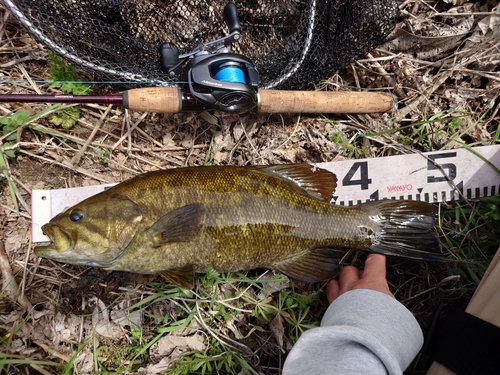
[3,0,398,89]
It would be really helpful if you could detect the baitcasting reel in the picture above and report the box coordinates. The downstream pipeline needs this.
[159,2,259,114]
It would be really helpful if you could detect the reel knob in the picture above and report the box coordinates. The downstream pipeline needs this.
[159,42,181,75]
[223,2,241,37]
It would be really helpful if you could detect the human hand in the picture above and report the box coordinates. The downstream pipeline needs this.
[326,254,394,303]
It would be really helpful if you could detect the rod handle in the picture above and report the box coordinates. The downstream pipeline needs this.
[123,87,182,113]
[258,90,395,113]
[123,87,395,114]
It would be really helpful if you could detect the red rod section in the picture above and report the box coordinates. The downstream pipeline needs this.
[0,93,124,105]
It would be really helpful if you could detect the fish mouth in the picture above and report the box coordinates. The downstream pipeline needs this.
[34,223,74,258]
[34,224,114,267]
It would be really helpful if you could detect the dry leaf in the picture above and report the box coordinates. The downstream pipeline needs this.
[91,297,124,339]
[110,300,143,328]
[256,274,290,300]
[269,314,285,352]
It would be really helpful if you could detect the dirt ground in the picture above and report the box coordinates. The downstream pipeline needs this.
[1,0,499,374]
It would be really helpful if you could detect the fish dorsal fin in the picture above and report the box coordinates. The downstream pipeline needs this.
[159,265,195,289]
[273,247,340,282]
[146,203,205,247]
[257,164,337,202]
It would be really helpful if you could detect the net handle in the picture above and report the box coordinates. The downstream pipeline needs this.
[124,87,395,114]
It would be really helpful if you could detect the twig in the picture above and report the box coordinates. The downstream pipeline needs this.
[0,6,10,42]
[403,275,460,302]
[29,364,54,375]
[0,55,33,68]
[125,108,132,155]
[18,63,43,94]
[111,111,148,150]
[435,12,500,16]
[34,340,72,362]
[365,52,404,98]
[71,104,113,165]
[0,203,31,219]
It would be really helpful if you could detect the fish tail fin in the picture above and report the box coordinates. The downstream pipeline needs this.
[361,200,443,261]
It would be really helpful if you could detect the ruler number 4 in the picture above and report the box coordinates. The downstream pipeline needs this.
[427,152,457,183]
[342,161,372,190]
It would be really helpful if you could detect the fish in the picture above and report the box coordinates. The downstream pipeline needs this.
[35,164,442,289]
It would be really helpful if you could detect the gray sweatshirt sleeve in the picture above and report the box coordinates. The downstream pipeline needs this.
[282,289,423,375]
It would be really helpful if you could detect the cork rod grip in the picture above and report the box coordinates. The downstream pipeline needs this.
[123,87,182,113]
[123,87,395,114]
[258,90,395,113]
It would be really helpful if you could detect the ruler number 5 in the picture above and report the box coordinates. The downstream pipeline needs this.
[342,161,372,190]
[427,152,457,183]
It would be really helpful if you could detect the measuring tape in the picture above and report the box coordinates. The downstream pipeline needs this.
[31,144,500,242]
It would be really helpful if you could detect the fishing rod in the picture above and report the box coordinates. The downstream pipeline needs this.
[0,88,394,114]
[0,3,395,115]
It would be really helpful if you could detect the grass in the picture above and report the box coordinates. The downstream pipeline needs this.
[28,269,323,374]
[440,196,500,285]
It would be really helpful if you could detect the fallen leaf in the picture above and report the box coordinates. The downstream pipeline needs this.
[91,297,124,339]
[269,314,285,352]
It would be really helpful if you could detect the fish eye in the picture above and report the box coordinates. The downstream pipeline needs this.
[69,210,84,222]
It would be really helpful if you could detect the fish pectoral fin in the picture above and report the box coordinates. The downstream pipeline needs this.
[147,203,205,246]
[159,265,195,289]
[273,248,340,282]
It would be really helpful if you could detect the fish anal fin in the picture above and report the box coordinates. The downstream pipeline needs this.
[273,248,340,282]
[147,203,205,246]
[159,265,195,289]
[257,164,337,202]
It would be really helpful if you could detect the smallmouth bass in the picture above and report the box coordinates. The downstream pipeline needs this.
[35,164,442,289]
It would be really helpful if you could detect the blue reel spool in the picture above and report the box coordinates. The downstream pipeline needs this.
[214,64,246,84]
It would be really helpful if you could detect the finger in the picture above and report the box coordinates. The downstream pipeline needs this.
[361,254,386,281]
[326,280,340,303]
[338,266,362,294]
[356,254,394,298]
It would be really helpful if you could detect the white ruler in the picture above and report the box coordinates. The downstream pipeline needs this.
[31,144,500,243]
[316,144,500,206]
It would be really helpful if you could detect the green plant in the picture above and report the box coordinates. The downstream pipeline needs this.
[364,109,486,152]
[0,110,30,183]
[0,110,30,142]
[0,105,68,211]
[49,106,82,129]
[0,145,20,210]
[439,195,500,288]
[323,116,369,158]
[92,146,110,164]
[48,51,91,95]
[47,51,91,129]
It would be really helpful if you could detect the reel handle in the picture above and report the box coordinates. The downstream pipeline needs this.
[123,87,395,114]
[223,2,241,35]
